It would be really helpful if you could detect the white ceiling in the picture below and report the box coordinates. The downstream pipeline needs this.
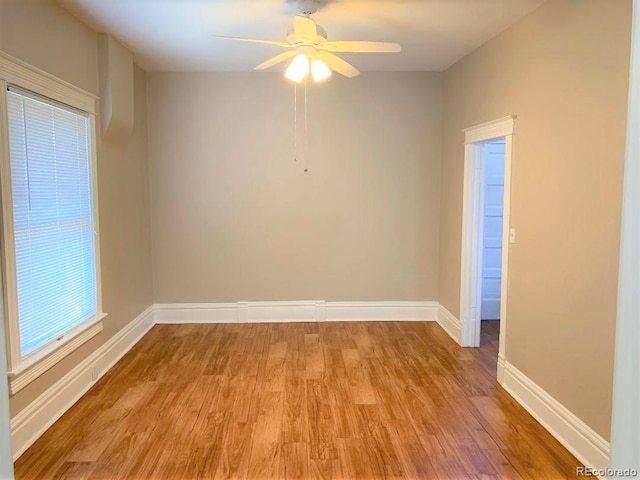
[58,0,546,73]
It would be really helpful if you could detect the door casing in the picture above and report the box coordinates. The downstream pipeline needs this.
[459,115,515,381]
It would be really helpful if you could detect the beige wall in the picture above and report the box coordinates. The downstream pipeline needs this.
[0,0,97,94]
[0,0,153,416]
[439,0,631,439]
[147,72,442,303]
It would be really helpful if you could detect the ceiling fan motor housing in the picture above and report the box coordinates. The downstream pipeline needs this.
[287,25,327,45]
[298,0,320,16]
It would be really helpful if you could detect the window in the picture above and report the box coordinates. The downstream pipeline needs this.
[0,53,104,394]
[7,87,98,355]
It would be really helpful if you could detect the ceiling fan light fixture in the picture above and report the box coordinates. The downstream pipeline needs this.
[311,58,331,82]
[285,54,310,83]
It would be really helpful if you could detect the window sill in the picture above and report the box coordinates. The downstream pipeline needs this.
[8,313,107,395]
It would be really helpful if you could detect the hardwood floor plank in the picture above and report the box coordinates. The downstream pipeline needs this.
[387,420,439,480]
[281,443,310,480]
[308,458,333,480]
[263,342,288,393]
[51,461,95,480]
[304,334,324,380]
[247,391,284,480]
[283,373,309,443]
[335,437,377,480]
[326,368,360,439]
[306,377,336,461]
[341,349,376,405]
[214,421,254,480]
[354,405,404,478]
[285,324,307,373]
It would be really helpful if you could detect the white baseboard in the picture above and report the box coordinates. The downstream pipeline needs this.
[436,304,462,344]
[154,302,238,324]
[10,305,155,460]
[501,361,610,476]
[155,301,438,324]
[325,302,436,321]
[497,353,506,384]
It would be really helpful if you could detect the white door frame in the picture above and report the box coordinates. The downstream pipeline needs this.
[459,116,516,365]
[610,0,640,471]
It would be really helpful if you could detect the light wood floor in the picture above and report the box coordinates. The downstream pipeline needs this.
[14,320,583,479]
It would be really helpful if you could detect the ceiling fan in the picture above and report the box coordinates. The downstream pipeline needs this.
[211,0,401,83]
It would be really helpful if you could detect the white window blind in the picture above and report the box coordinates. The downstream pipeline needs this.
[6,86,97,358]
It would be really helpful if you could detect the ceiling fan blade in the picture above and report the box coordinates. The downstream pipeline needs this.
[316,51,360,78]
[211,35,292,48]
[294,15,317,41]
[254,51,297,70]
[319,41,401,53]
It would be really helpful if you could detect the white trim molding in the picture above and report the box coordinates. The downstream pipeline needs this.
[436,304,462,344]
[155,301,438,324]
[325,302,436,322]
[501,361,610,475]
[0,271,13,478]
[463,115,516,144]
[496,353,507,384]
[0,51,97,114]
[610,0,640,473]
[8,316,105,395]
[460,115,516,353]
[10,305,155,460]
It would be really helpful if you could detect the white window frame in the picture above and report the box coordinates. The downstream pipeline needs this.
[0,51,105,395]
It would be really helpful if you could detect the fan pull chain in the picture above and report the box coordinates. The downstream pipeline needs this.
[293,82,297,163]
[304,77,308,173]
[292,80,309,173]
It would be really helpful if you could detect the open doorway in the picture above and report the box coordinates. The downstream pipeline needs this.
[460,116,515,378]
[479,139,505,350]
